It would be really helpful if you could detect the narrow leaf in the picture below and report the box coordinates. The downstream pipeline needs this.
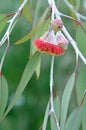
[54,96,60,121]
[50,96,60,130]
[60,72,75,130]
[20,0,32,23]
[0,14,7,33]
[0,75,8,119]
[65,107,82,130]
[1,52,41,120]
[50,113,58,130]
[32,0,42,26]
[75,0,81,10]
[76,22,86,57]
[42,101,50,130]
[76,67,86,130]
[14,8,49,45]
[35,58,41,79]
[30,18,50,78]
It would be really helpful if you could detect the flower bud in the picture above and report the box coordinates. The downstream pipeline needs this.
[50,19,63,32]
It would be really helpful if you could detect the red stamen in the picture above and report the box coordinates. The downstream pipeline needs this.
[33,39,64,56]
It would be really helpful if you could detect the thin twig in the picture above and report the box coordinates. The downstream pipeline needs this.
[59,12,86,34]
[50,56,54,110]
[0,0,28,73]
[64,0,86,21]
[0,0,28,47]
[62,26,86,64]
[0,34,10,71]
[53,111,60,130]
[79,89,86,107]
[49,56,60,130]
[64,0,75,11]
[53,3,86,64]
[78,13,86,21]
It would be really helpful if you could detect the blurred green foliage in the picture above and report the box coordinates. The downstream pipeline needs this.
[0,0,86,130]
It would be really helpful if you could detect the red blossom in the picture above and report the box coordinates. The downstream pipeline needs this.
[33,39,64,56]
[33,30,68,56]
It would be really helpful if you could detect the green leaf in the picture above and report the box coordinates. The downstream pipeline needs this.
[33,18,50,40]
[76,67,86,130]
[60,72,75,130]
[50,96,60,130]
[65,107,82,130]
[30,43,41,78]
[35,58,41,79]
[0,75,8,119]
[50,113,58,130]
[54,96,60,121]
[30,18,50,78]
[76,22,86,57]
[42,101,50,130]
[20,0,32,23]
[1,52,41,120]
[75,0,81,10]
[68,0,75,5]
[0,14,7,33]
[68,0,81,10]
[32,0,42,26]
[14,8,49,45]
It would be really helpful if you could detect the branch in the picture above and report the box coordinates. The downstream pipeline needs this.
[0,34,10,71]
[53,1,86,64]
[0,0,28,47]
[59,12,86,34]
[64,0,86,21]
[79,90,86,107]
[49,56,60,130]
[0,0,28,72]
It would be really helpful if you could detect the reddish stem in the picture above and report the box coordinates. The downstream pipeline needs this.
[62,14,86,34]
[0,9,23,22]
[79,90,86,108]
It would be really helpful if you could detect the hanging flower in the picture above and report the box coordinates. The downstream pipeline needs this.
[33,30,68,56]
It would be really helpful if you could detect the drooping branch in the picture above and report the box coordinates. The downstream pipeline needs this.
[48,0,86,64]
[0,0,28,47]
[0,0,28,72]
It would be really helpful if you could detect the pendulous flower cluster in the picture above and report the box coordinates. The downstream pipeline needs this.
[33,19,69,56]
